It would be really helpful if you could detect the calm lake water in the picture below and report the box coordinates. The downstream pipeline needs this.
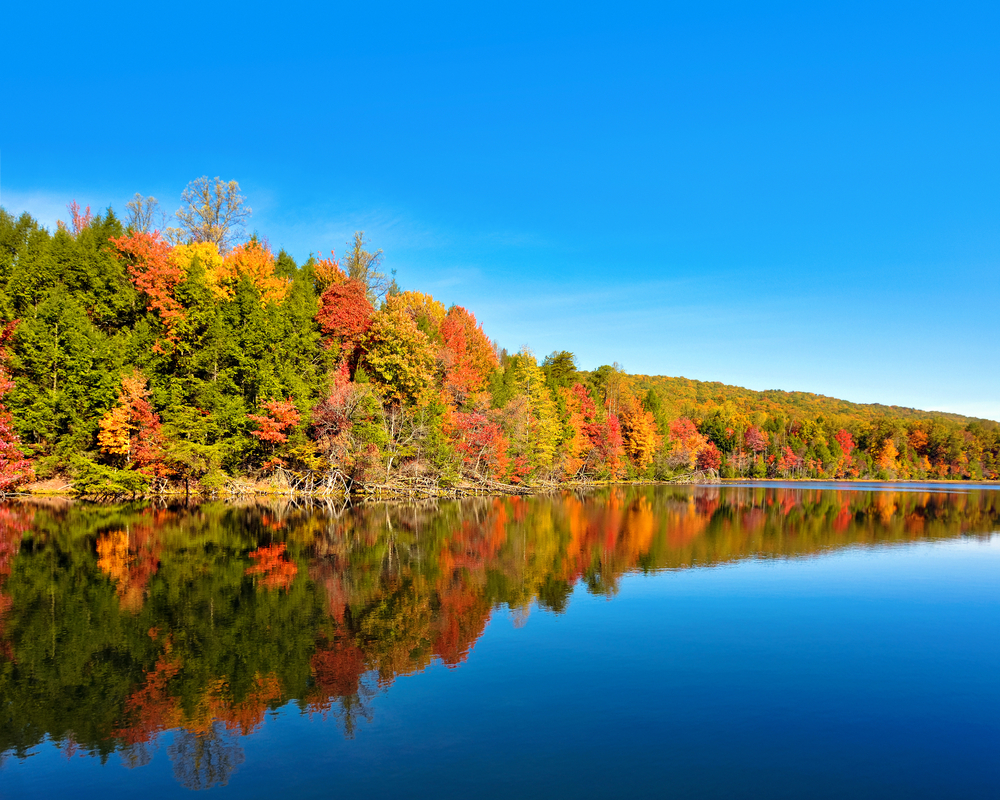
[1,483,998,798]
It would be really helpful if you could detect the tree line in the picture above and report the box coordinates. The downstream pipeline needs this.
[0,178,996,494]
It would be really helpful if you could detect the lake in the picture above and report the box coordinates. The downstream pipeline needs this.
[1,483,998,798]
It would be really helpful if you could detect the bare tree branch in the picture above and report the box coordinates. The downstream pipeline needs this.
[174,177,251,253]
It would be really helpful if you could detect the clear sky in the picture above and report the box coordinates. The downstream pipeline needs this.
[2,1,998,420]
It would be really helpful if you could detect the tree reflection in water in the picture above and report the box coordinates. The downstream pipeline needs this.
[0,486,997,785]
[167,721,245,790]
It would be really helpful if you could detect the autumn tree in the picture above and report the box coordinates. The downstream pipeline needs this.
[313,251,346,291]
[173,177,250,253]
[310,363,386,477]
[439,306,498,404]
[834,429,856,477]
[223,240,290,304]
[360,296,436,406]
[696,441,722,471]
[0,322,33,491]
[170,241,227,298]
[111,230,185,343]
[66,200,93,236]
[449,410,510,480]
[248,398,301,470]
[98,371,166,476]
[558,384,591,478]
[396,291,446,341]
[316,279,374,364]
[668,417,709,471]
[618,391,662,471]
[877,438,899,475]
[570,382,623,478]
[745,426,770,456]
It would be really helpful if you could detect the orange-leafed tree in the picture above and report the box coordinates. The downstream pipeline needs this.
[248,398,301,469]
[439,306,498,404]
[248,398,301,445]
[908,428,929,454]
[618,392,662,471]
[223,240,290,304]
[877,438,899,474]
[558,385,591,478]
[98,371,166,476]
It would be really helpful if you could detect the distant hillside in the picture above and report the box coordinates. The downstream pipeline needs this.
[623,374,996,428]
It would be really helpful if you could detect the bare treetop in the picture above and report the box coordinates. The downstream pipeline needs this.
[343,231,396,304]
[173,177,251,253]
[125,194,162,234]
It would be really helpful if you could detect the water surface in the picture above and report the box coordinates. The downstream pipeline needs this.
[1,485,998,797]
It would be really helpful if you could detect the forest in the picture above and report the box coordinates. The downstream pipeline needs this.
[0,177,997,496]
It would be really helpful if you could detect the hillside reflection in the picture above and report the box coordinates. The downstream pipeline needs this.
[0,486,997,783]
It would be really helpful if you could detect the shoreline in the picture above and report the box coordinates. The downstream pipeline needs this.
[7,474,999,504]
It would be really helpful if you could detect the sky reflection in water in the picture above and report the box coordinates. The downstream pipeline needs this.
[1,485,998,798]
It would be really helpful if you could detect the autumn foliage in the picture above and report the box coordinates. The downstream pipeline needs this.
[112,231,185,342]
[98,372,166,477]
[248,399,301,444]
[0,189,996,495]
[316,279,374,356]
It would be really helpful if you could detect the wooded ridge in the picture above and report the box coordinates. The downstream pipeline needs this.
[0,181,996,496]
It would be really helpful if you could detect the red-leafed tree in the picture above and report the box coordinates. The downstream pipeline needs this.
[696,441,722,471]
[0,323,33,492]
[67,200,93,236]
[834,429,855,459]
[668,416,709,470]
[450,411,510,479]
[834,429,856,477]
[316,279,374,366]
[744,425,770,455]
[777,446,803,476]
[568,383,624,477]
[111,231,185,344]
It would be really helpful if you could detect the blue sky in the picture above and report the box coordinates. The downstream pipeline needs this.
[2,1,998,420]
